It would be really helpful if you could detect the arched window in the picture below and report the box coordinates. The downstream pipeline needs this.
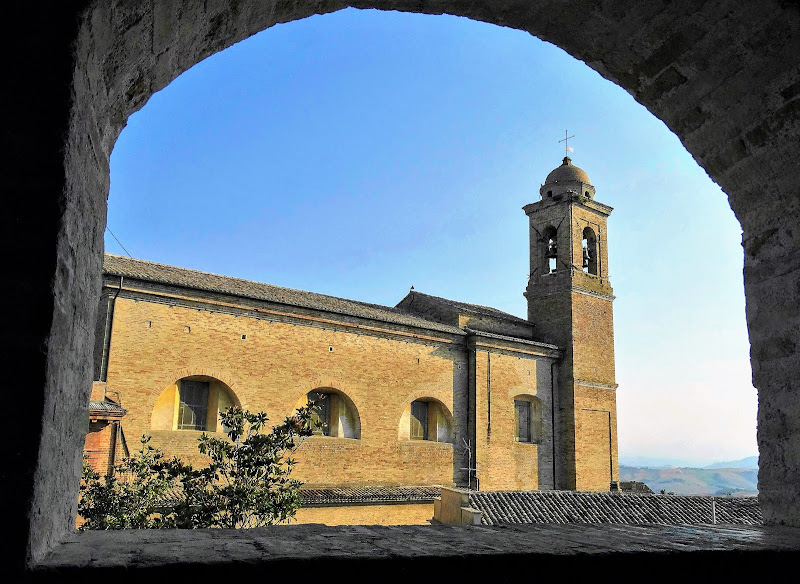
[151,376,239,432]
[514,396,543,444]
[543,226,558,274]
[582,226,598,275]
[307,388,361,439]
[401,398,454,443]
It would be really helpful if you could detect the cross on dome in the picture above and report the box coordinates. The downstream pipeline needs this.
[558,130,575,157]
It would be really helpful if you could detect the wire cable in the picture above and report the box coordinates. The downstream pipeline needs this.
[105,226,133,258]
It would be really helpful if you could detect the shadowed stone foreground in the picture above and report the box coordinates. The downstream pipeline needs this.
[36,523,800,579]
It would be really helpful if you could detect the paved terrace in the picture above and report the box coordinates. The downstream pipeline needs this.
[35,523,800,580]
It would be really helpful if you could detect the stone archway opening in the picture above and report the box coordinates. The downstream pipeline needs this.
[24,0,800,570]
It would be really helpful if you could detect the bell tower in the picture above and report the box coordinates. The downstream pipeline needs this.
[523,156,618,491]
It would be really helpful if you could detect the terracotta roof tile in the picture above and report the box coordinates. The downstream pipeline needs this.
[402,291,531,326]
[300,486,441,506]
[104,254,463,335]
[88,400,127,416]
[469,491,762,526]
[155,486,440,507]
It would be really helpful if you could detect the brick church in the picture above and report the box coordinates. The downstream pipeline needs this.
[85,155,618,519]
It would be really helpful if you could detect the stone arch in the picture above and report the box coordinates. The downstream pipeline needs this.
[18,0,800,569]
[155,366,243,405]
[296,386,362,439]
[582,226,598,275]
[151,374,240,432]
[542,225,559,274]
[398,396,455,443]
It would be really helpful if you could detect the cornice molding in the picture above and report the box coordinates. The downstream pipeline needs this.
[574,379,618,391]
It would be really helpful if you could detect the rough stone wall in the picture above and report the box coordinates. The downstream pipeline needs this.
[106,292,466,487]
[10,0,800,575]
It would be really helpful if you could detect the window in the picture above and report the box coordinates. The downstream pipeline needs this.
[515,400,531,442]
[407,399,453,443]
[515,397,542,443]
[306,389,360,439]
[410,400,429,440]
[151,376,238,432]
[308,390,332,435]
[178,380,209,430]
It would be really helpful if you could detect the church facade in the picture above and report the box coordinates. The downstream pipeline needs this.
[85,156,618,497]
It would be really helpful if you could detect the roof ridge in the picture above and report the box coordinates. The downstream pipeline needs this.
[407,290,529,323]
[104,253,368,306]
[102,254,465,335]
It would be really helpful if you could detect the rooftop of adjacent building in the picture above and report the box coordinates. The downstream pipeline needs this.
[468,490,761,526]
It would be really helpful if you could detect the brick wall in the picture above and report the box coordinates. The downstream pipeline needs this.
[472,347,556,491]
[105,292,468,487]
[293,503,433,525]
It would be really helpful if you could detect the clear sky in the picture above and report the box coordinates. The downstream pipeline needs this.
[106,8,758,467]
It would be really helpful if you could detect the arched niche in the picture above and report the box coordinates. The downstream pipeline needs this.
[151,375,240,432]
[542,226,558,274]
[398,397,454,443]
[298,387,361,439]
[513,394,543,444]
[582,226,598,275]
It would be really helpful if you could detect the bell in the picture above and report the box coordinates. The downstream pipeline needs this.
[546,242,558,259]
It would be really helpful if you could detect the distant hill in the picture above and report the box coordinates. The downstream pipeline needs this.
[619,465,758,496]
[704,456,758,470]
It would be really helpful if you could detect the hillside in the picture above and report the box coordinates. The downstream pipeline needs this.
[705,456,758,470]
[619,466,758,496]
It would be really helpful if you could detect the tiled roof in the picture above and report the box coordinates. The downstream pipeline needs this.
[469,491,762,526]
[88,401,127,416]
[465,328,559,350]
[401,291,530,326]
[104,254,463,335]
[155,486,440,507]
[300,486,441,506]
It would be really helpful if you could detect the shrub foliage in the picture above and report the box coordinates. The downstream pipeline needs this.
[78,403,319,529]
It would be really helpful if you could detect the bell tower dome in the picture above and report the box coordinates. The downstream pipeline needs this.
[522,156,618,492]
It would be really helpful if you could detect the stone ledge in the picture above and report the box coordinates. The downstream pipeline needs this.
[33,523,800,579]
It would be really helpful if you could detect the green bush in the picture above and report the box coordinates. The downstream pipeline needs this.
[78,402,319,529]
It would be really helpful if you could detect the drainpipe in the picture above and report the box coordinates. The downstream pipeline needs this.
[99,276,123,382]
[465,332,477,490]
[486,351,491,441]
[107,420,118,476]
[550,361,558,489]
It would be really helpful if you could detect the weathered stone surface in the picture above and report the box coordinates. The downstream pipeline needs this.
[33,523,800,579]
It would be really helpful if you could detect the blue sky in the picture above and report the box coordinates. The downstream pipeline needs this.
[107,8,757,467]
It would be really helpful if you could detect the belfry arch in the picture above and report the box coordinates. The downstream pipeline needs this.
[13,0,800,573]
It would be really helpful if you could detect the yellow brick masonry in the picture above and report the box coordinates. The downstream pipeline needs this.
[471,344,556,491]
[523,169,619,492]
[292,503,433,526]
[106,288,467,487]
